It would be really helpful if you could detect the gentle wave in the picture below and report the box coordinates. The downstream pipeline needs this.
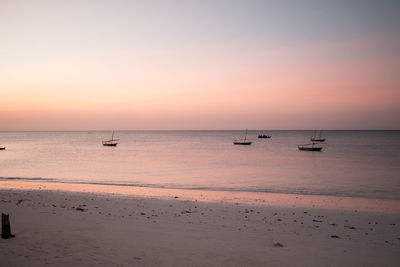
[1,176,399,200]
[0,177,56,181]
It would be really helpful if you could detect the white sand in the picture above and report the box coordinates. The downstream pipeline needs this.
[1,181,400,266]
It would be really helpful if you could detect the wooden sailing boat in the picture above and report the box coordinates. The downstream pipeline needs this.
[258,131,271,138]
[310,130,326,142]
[0,145,5,150]
[102,131,119,147]
[298,142,323,151]
[233,129,252,145]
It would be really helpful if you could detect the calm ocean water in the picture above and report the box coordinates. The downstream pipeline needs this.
[1,131,399,200]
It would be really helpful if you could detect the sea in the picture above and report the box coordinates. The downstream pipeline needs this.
[1,130,399,200]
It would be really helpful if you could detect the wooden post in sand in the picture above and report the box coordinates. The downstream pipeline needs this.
[1,213,15,239]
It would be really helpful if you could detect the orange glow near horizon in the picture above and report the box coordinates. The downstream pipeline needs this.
[1,1,399,130]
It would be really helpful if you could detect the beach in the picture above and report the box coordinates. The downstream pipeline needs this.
[2,0,400,265]
[1,181,399,266]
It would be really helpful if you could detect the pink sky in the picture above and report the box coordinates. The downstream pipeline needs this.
[1,0,399,130]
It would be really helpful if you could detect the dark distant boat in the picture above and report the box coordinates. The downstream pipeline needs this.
[298,143,323,151]
[310,130,325,142]
[0,146,5,150]
[258,132,271,139]
[233,129,252,145]
[102,131,119,147]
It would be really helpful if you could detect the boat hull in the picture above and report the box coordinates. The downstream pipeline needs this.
[102,143,118,147]
[258,135,271,138]
[233,141,252,145]
[310,138,325,142]
[0,147,5,150]
[298,146,322,151]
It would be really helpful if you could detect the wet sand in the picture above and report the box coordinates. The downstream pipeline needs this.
[1,181,400,266]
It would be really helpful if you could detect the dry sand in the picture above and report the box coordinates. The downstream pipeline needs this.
[1,181,400,266]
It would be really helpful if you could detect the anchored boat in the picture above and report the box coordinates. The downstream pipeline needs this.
[258,134,271,139]
[102,131,119,147]
[298,143,323,151]
[310,130,326,142]
[233,129,252,145]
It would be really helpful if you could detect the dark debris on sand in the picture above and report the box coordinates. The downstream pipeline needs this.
[75,207,86,212]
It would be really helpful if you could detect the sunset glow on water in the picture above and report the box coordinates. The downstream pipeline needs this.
[1,130,399,200]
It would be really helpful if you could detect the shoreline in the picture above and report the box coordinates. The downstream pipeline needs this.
[1,181,400,266]
[1,180,400,214]
[3,177,400,201]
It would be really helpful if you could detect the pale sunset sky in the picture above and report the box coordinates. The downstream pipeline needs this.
[1,0,399,130]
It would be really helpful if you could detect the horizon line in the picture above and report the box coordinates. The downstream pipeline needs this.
[1,129,399,132]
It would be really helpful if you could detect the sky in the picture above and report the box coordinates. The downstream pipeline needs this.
[1,0,399,130]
